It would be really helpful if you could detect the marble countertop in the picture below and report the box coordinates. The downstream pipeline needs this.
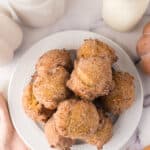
[0,0,150,150]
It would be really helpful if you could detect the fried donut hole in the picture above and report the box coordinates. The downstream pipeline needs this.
[44,117,74,150]
[33,66,71,110]
[36,49,72,73]
[77,39,117,63]
[67,57,113,101]
[22,83,53,123]
[54,99,100,139]
[102,71,135,115]
[85,117,113,150]
[79,109,113,149]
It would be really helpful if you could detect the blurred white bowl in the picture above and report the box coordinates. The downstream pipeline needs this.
[9,0,67,27]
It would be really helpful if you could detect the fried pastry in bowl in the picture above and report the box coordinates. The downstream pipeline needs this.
[67,57,113,100]
[101,71,135,115]
[77,39,117,63]
[71,108,112,149]
[22,83,54,123]
[85,116,112,150]
[36,49,72,74]
[44,117,74,150]
[33,66,71,110]
[54,99,100,139]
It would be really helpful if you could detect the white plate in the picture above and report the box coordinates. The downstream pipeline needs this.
[8,30,143,150]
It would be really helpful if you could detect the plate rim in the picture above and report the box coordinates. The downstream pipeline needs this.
[8,30,144,150]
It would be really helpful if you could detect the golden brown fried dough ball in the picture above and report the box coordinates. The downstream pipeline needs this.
[75,57,112,87]
[54,99,99,139]
[67,57,113,100]
[44,117,74,150]
[77,39,117,63]
[36,49,72,73]
[22,83,53,123]
[33,66,70,110]
[85,117,113,150]
[102,71,135,115]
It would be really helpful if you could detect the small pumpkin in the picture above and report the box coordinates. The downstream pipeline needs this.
[136,22,150,74]
[144,145,150,150]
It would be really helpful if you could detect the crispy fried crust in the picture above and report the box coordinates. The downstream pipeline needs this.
[54,99,99,139]
[102,71,135,115]
[22,83,54,123]
[22,42,136,149]
[77,39,117,63]
[85,116,113,150]
[67,57,113,100]
[44,117,74,150]
[36,49,72,73]
[33,66,71,110]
